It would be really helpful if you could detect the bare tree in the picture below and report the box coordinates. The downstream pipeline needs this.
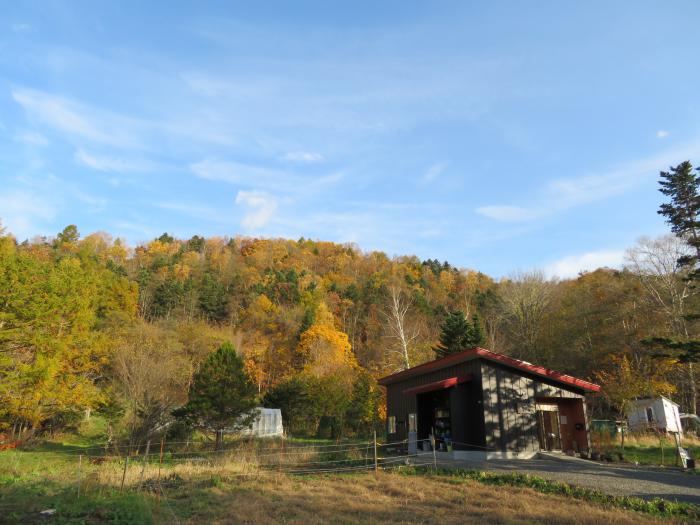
[625,234,697,414]
[112,321,192,447]
[498,270,556,362]
[382,286,420,370]
[478,289,507,352]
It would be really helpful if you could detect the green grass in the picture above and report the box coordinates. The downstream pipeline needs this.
[0,481,152,525]
[621,442,700,467]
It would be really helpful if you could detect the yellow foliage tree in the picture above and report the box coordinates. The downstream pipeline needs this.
[297,303,357,377]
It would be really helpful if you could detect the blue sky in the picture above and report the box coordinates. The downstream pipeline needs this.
[2,2,700,278]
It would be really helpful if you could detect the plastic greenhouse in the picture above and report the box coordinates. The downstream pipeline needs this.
[239,407,284,438]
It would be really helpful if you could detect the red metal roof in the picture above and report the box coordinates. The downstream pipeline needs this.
[378,347,600,392]
[401,375,473,396]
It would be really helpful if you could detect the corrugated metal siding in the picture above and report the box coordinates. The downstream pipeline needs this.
[480,361,585,453]
[535,382,584,400]
[481,362,540,453]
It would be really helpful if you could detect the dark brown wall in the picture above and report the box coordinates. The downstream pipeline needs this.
[384,359,483,442]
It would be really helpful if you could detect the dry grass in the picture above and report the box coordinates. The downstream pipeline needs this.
[2,442,693,524]
[164,470,673,525]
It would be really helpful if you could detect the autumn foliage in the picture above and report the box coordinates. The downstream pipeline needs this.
[0,223,697,442]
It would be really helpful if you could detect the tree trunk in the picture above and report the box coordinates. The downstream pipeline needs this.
[620,425,625,455]
[215,429,224,450]
[689,363,697,415]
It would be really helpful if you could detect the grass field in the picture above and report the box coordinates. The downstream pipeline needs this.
[593,432,700,467]
[1,436,699,525]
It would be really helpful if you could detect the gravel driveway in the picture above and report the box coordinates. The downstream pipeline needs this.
[410,454,700,505]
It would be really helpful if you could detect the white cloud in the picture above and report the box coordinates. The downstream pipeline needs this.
[656,130,670,139]
[284,151,324,163]
[235,190,278,229]
[544,249,624,279]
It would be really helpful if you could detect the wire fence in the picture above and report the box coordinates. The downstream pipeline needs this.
[0,435,506,523]
[1,433,506,521]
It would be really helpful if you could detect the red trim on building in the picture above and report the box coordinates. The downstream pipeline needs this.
[378,347,600,392]
[401,375,473,396]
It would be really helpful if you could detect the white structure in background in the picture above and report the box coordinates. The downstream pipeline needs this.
[628,397,682,436]
[240,407,284,438]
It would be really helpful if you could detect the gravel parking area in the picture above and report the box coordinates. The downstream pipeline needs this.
[412,454,700,505]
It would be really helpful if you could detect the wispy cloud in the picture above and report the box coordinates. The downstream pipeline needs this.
[284,151,324,163]
[476,138,700,222]
[423,162,446,183]
[11,23,31,33]
[74,149,155,172]
[14,131,49,146]
[0,190,56,240]
[158,202,228,223]
[112,220,156,239]
[190,158,342,194]
[12,88,147,148]
[544,249,624,279]
[191,159,287,187]
[475,205,540,222]
[235,190,277,229]
[656,130,670,139]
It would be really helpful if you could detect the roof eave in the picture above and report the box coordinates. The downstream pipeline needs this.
[377,347,600,393]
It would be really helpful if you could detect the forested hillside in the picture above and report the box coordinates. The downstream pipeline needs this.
[0,222,696,442]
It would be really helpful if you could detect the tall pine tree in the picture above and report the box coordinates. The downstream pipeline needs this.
[176,342,258,448]
[659,161,700,275]
[648,161,700,362]
[433,311,484,358]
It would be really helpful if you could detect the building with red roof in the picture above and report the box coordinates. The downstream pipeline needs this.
[378,347,599,459]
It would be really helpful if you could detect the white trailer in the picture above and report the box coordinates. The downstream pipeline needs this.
[628,397,682,436]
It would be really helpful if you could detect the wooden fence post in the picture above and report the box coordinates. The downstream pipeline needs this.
[77,454,82,498]
[373,430,378,473]
[138,440,151,491]
[157,437,165,486]
[120,455,129,492]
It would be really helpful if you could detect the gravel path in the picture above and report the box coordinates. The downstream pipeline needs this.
[411,454,700,505]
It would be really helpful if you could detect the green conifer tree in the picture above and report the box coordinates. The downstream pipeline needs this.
[647,161,700,362]
[176,342,258,448]
[433,311,484,359]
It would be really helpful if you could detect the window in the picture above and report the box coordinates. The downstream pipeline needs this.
[646,407,655,423]
[408,413,417,433]
[388,415,396,434]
